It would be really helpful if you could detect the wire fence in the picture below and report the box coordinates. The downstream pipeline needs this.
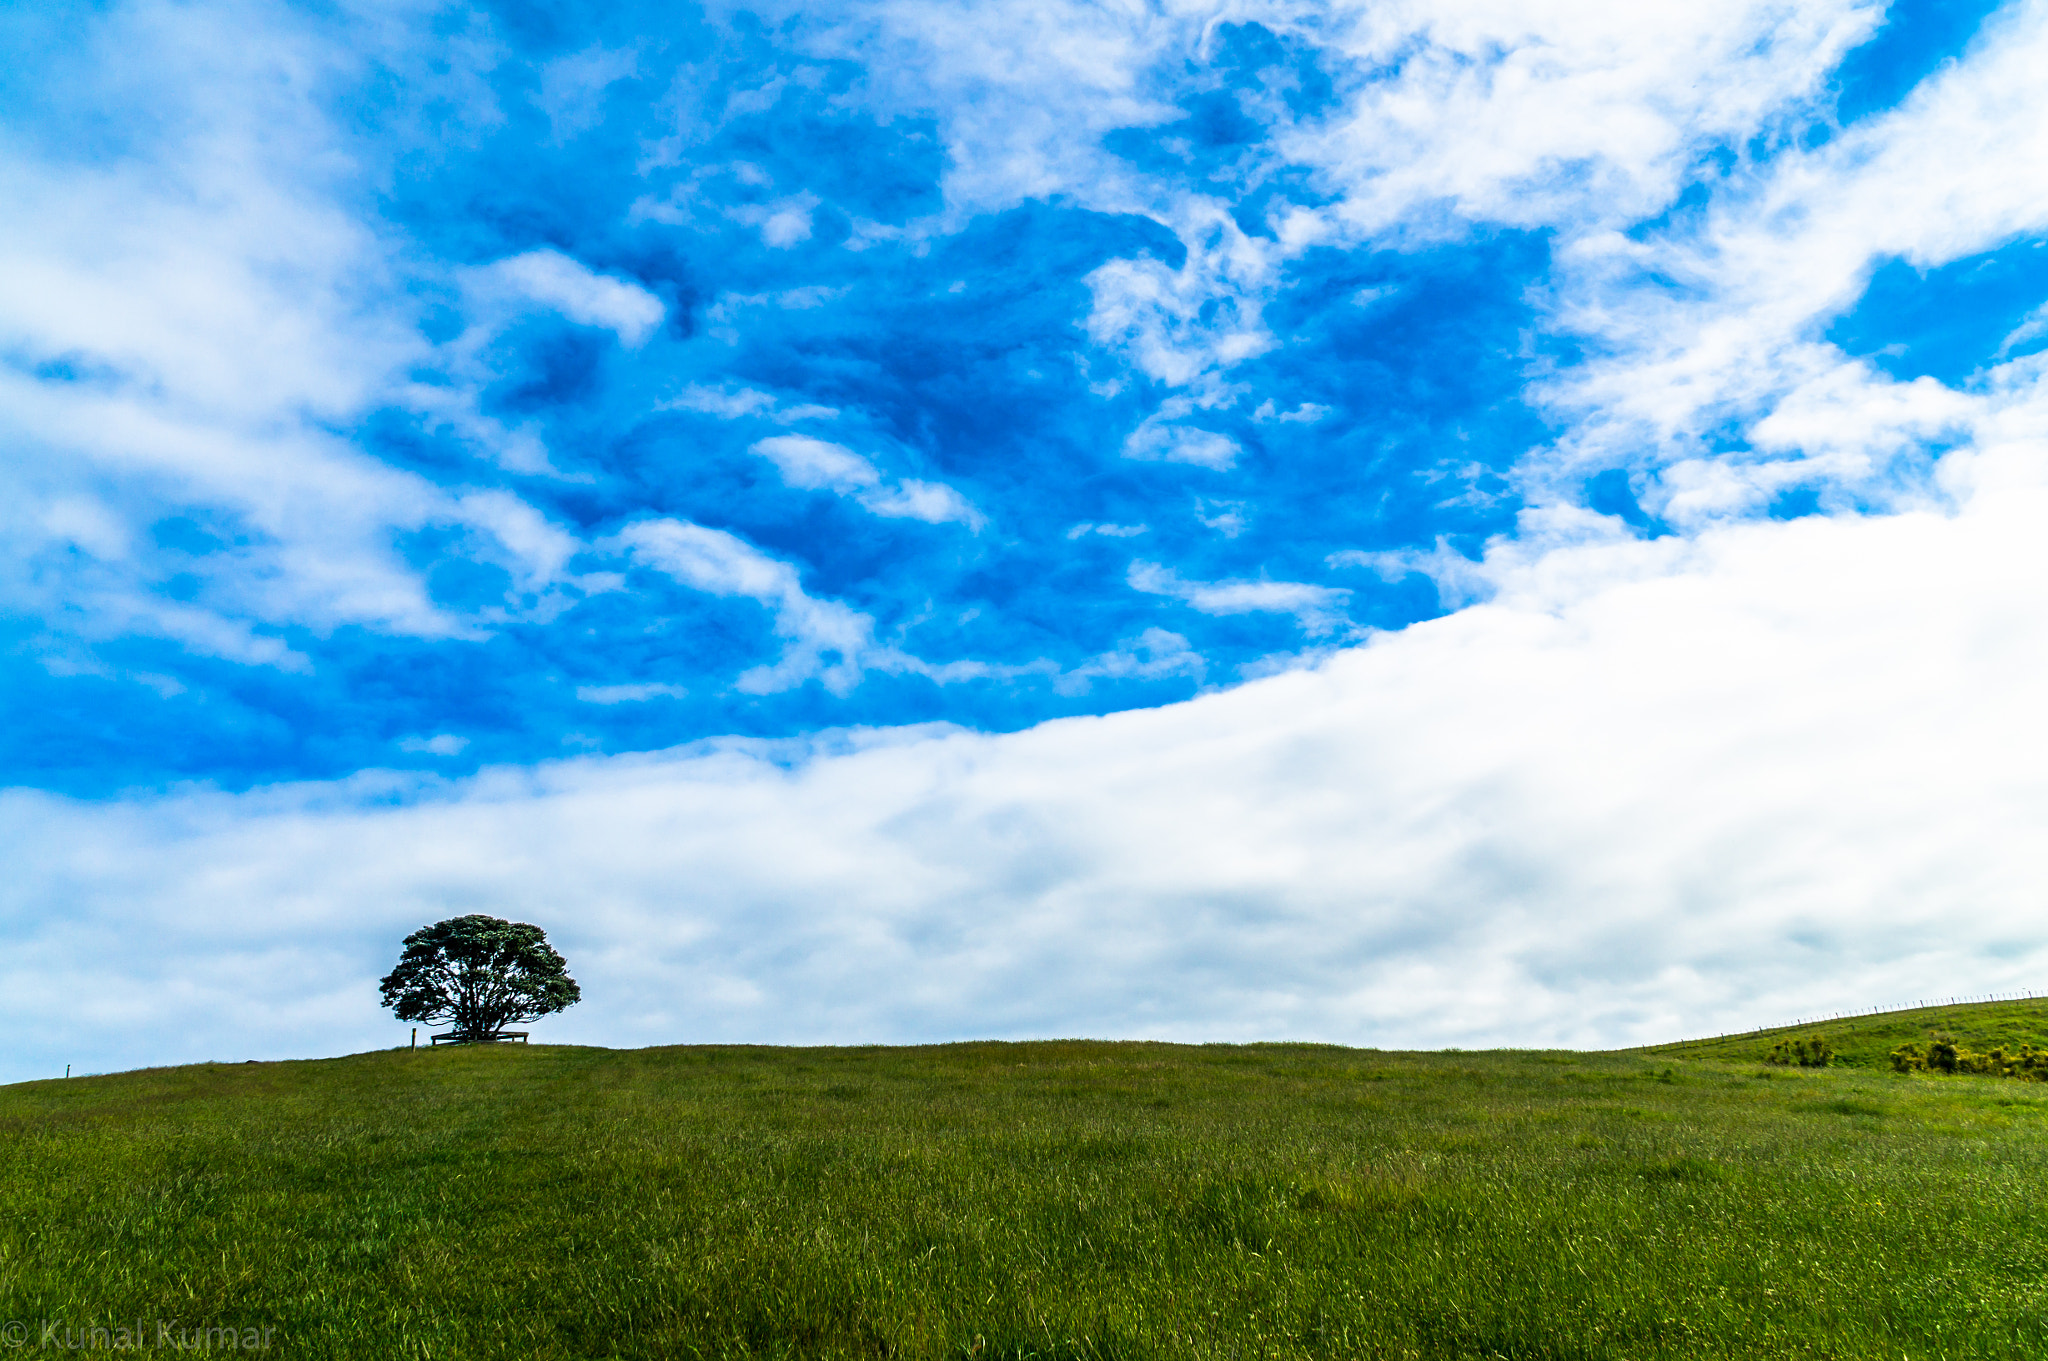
[1685,990,2043,1044]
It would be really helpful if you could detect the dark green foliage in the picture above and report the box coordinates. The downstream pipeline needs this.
[1891,1035,2048,1079]
[376,914,579,1040]
[1763,1034,1832,1067]
[9,1035,2048,1358]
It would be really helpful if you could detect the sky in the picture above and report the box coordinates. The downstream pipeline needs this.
[5,0,2048,1083]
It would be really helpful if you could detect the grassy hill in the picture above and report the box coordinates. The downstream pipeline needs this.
[1634,996,2048,1068]
[5,1015,2048,1358]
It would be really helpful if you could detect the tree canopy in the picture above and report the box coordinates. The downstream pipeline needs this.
[378,914,580,1040]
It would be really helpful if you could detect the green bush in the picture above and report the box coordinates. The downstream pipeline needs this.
[1890,1037,2048,1079]
[1763,1036,1833,1068]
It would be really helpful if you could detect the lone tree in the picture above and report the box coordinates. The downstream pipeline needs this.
[379,914,580,1041]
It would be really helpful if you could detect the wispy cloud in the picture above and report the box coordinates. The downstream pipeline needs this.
[480,250,665,348]
[1053,627,1203,694]
[617,518,878,695]
[751,436,985,529]
[398,734,469,756]
[576,683,688,704]
[663,385,840,423]
[1066,522,1148,540]
[1128,561,1352,635]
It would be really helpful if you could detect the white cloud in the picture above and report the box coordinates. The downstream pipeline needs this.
[15,467,2048,1082]
[666,384,780,418]
[398,734,469,756]
[484,249,665,347]
[1053,626,1204,694]
[1288,0,1881,239]
[761,206,814,248]
[776,0,1885,423]
[794,0,1867,229]
[771,0,2000,541]
[617,518,878,694]
[577,683,688,704]
[858,479,985,527]
[1122,414,1240,470]
[1197,499,1249,538]
[0,1,593,663]
[722,193,821,249]
[1998,300,2048,361]
[1254,401,1331,425]
[1129,561,1353,635]
[664,384,841,422]
[0,0,1951,685]
[1086,220,1274,389]
[1066,522,1149,539]
[535,44,639,141]
[753,434,883,492]
[1522,0,2048,529]
[751,436,985,528]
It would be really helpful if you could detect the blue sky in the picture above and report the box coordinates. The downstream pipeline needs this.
[7,0,2048,1080]
[5,1,1568,794]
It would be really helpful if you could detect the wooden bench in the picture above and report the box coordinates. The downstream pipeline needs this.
[429,1030,530,1045]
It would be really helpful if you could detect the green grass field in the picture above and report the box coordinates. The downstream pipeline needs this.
[6,1005,2048,1358]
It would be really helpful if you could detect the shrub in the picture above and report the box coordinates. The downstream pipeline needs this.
[1890,1038,2048,1080]
[2011,1045,2048,1080]
[1764,1036,1833,1068]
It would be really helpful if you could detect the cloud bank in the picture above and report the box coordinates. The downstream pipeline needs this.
[9,449,2048,1082]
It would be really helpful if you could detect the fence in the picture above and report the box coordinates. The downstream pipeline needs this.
[1687,990,2042,1043]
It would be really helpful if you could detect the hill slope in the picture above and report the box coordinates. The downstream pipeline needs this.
[5,1036,2048,1358]
[1633,996,2048,1068]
